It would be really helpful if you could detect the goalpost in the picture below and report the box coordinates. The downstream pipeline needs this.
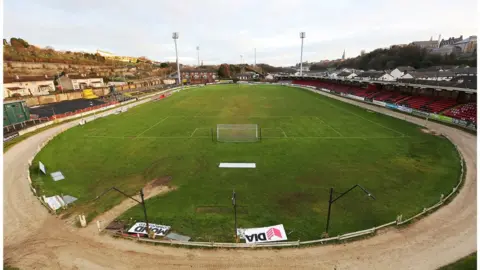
[216,124,259,142]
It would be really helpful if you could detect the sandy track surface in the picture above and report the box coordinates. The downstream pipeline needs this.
[4,92,476,270]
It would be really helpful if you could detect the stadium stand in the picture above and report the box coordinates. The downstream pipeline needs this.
[423,98,458,113]
[288,79,476,124]
[443,103,477,123]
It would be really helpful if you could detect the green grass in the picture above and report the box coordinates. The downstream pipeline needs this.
[30,84,461,242]
[439,253,477,270]
[3,264,20,270]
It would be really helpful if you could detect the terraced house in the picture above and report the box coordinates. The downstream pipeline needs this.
[57,73,105,91]
[3,75,55,98]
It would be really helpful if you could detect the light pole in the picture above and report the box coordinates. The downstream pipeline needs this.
[95,187,151,237]
[254,48,256,67]
[325,184,375,235]
[232,190,238,242]
[172,32,182,87]
[299,32,305,76]
[196,46,200,66]
[240,55,243,65]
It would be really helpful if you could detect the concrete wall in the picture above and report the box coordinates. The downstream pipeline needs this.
[18,88,109,106]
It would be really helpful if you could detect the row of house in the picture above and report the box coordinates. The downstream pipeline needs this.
[324,66,477,82]
[3,74,105,98]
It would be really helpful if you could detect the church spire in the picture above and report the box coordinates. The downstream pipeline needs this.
[342,49,345,60]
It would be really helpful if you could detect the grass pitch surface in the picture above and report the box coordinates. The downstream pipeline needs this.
[31,84,461,241]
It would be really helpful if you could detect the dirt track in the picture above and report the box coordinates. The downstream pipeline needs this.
[3,92,476,270]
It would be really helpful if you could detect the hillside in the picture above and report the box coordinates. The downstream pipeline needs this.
[310,45,477,71]
[4,38,127,66]
[3,38,173,79]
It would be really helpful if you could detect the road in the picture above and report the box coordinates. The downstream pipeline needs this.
[3,91,476,270]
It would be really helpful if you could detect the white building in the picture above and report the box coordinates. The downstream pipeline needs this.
[402,71,455,81]
[390,66,415,80]
[346,72,358,79]
[453,36,477,53]
[3,75,55,98]
[107,81,128,87]
[429,45,462,56]
[57,74,105,91]
[356,71,394,81]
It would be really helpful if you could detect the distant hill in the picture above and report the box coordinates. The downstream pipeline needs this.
[310,45,476,71]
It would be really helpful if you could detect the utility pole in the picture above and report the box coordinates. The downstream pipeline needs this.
[232,190,238,242]
[254,48,256,67]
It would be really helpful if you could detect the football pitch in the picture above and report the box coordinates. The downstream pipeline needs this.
[31,84,461,241]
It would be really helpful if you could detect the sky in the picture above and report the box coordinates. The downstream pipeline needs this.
[3,0,478,66]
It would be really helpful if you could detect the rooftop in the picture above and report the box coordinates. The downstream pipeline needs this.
[4,75,54,83]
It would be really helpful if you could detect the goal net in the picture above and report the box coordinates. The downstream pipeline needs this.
[216,124,259,142]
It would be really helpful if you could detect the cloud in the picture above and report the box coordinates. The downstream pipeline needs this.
[3,0,478,66]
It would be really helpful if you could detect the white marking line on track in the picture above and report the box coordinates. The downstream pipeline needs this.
[281,128,288,138]
[135,116,169,137]
[315,116,343,137]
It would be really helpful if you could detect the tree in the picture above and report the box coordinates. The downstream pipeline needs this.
[160,62,169,68]
[10,37,29,48]
[3,39,8,46]
[218,63,231,78]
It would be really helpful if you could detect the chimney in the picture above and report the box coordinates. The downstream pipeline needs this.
[15,74,19,80]
[66,74,69,78]
[45,74,48,79]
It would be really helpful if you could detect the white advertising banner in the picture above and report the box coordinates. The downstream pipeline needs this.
[373,100,386,107]
[243,224,288,243]
[128,222,171,236]
[347,94,364,101]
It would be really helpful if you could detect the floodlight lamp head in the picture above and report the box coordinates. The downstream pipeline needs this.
[172,32,179,39]
[196,46,199,50]
[300,32,306,39]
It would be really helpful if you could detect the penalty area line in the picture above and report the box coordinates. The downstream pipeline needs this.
[135,116,169,138]
[315,116,343,137]
[190,128,199,137]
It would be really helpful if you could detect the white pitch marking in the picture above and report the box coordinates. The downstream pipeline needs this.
[315,116,343,137]
[219,163,256,168]
[85,135,410,140]
[190,128,199,137]
[135,116,169,137]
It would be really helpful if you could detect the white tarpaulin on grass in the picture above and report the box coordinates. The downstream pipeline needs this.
[219,163,256,168]
[51,171,65,181]
[243,224,288,243]
[39,161,46,174]
[44,195,65,211]
[128,222,171,236]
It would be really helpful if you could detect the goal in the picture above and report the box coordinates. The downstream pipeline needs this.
[216,124,259,142]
